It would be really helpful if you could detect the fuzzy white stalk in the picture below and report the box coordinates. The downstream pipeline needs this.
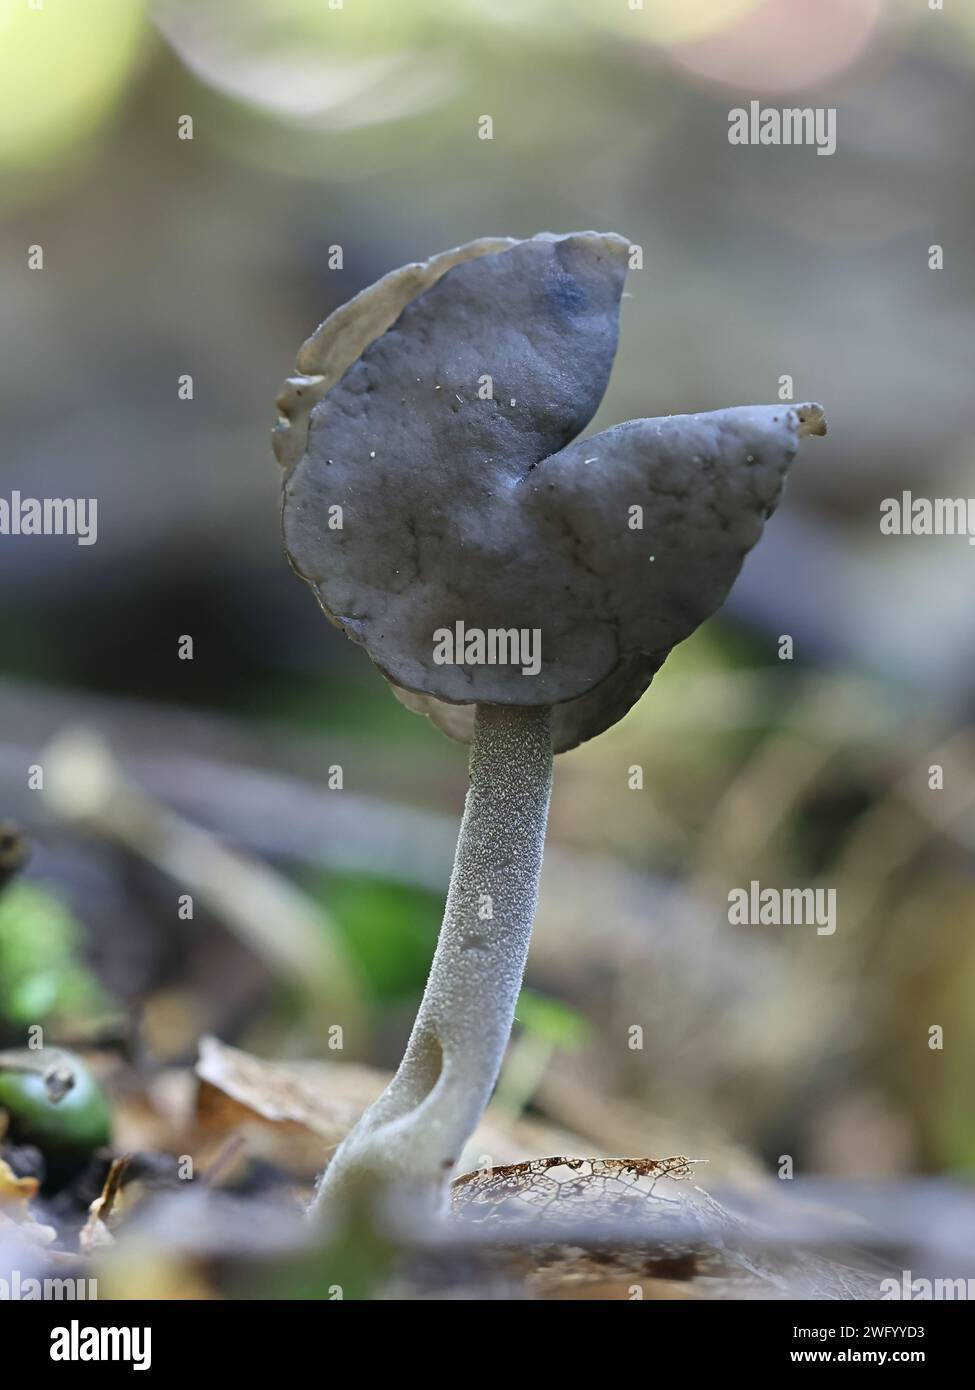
[312,702,553,1217]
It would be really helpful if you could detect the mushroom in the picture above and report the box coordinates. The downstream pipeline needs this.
[274,232,826,1215]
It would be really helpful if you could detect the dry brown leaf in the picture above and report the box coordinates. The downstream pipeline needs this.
[194,1035,387,1177]
[446,1155,720,1300]
[194,1037,594,1180]
[79,1155,131,1253]
[444,1155,895,1301]
[0,1157,41,1205]
[452,1155,701,1225]
[0,1157,56,1246]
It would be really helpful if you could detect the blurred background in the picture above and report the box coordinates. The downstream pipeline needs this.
[1,0,974,1203]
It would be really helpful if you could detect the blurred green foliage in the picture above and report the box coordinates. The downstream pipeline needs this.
[312,873,440,1001]
[0,882,114,1033]
[516,987,591,1051]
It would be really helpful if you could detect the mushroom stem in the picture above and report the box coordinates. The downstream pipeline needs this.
[312,702,554,1218]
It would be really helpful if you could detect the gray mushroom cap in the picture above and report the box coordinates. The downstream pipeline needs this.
[277,232,826,753]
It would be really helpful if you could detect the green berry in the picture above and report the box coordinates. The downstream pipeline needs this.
[0,1054,111,1153]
